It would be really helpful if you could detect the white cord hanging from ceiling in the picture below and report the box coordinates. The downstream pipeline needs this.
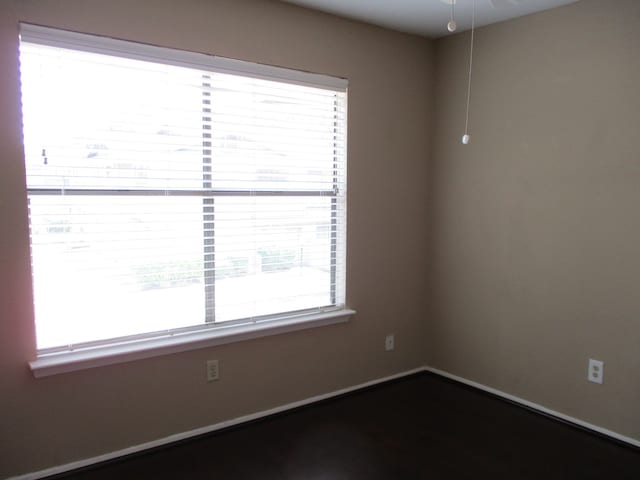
[462,0,476,145]
[447,0,457,32]
[445,0,477,145]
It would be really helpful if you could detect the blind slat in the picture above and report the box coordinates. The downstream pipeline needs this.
[20,25,347,352]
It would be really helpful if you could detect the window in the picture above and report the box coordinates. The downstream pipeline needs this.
[19,25,349,366]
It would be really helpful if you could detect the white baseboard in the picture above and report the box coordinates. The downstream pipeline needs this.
[8,365,639,479]
[425,366,640,449]
[6,367,425,480]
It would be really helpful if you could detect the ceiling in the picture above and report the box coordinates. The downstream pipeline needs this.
[279,0,581,38]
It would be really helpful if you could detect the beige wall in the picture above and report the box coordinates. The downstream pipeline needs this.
[0,0,433,477]
[429,0,640,440]
[3,0,639,477]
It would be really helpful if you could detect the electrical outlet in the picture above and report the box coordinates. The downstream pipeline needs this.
[385,334,395,351]
[588,358,604,384]
[206,359,219,382]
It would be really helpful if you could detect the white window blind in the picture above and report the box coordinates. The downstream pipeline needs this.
[19,25,348,353]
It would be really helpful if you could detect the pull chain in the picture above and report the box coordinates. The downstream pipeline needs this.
[447,0,457,32]
[462,0,476,145]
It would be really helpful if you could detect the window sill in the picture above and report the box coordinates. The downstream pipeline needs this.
[29,308,355,378]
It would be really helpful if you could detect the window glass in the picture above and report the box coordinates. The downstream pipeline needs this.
[20,26,347,351]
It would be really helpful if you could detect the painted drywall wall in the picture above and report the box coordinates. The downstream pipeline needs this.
[429,0,640,440]
[0,0,433,477]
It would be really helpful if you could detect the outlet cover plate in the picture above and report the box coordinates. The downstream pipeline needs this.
[588,358,604,384]
[385,334,395,351]
[207,359,219,382]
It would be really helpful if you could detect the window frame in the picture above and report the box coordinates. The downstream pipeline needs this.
[20,24,354,377]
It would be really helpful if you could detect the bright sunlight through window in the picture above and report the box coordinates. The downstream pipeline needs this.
[19,25,348,353]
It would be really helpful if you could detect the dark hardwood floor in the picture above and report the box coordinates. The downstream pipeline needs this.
[52,372,640,479]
